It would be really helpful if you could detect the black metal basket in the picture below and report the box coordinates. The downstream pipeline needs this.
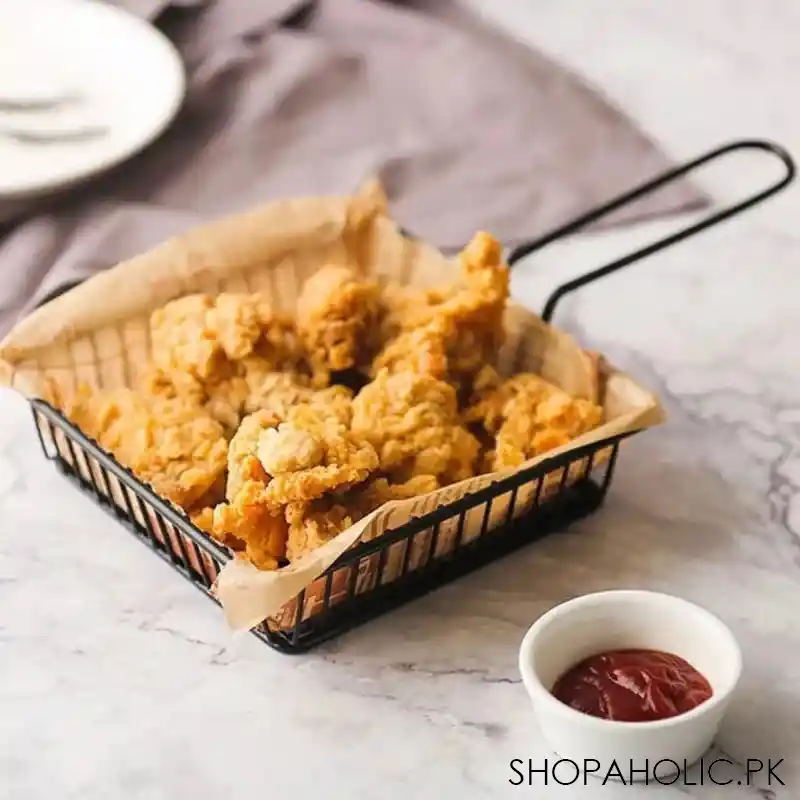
[29,139,794,654]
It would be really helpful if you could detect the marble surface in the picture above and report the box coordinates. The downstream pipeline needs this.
[2,1,800,797]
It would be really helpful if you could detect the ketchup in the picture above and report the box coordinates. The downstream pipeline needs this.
[551,649,713,722]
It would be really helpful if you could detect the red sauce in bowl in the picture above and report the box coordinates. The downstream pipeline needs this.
[551,649,713,722]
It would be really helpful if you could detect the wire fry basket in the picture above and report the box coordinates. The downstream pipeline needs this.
[29,139,795,653]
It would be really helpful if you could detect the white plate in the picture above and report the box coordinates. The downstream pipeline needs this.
[0,0,185,200]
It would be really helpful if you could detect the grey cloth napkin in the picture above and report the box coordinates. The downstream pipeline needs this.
[0,0,705,336]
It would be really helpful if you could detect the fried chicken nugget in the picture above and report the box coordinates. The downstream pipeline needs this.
[465,373,603,470]
[224,385,358,489]
[283,475,439,562]
[225,409,281,501]
[369,318,451,381]
[206,397,367,569]
[301,385,354,427]
[244,311,306,374]
[189,504,245,552]
[377,282,448,339]
[210,481,288,570]
[284,499,359,562]
[296,265,382,381]
[63,384,228,510]
[190,507,215,533]
[350,474,440,515]
[456,229,509,329]
[148,292,310,433]
[243,403,385,564]
[202,365,326,434]
[201,411,288,566]
[351,370,479,485]
[140,366,207,406]
[372,232,509,385]
[150,293,256,382]
[240,367,353,424]
[150,292,305,392]
[257,406,378,508]
[149,294,220,384]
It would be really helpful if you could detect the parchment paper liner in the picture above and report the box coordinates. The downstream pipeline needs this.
[0,181,665,632]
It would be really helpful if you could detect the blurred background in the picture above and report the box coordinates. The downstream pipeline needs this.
[0,0,720,337]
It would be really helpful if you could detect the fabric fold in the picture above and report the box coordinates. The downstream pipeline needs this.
[0,0,706,336]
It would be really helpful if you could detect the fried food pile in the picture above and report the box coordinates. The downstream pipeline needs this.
[58,232,603,571]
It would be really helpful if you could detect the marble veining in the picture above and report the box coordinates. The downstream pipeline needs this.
[2,1,800,798]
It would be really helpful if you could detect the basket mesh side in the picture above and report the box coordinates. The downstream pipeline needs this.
[33,404,228,595]
[256,444,618,652]
[32,400,621,654]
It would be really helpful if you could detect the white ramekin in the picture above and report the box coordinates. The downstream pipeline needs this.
[518,590,742,783]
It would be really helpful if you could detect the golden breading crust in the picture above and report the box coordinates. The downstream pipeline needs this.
[349,474,440,515]
[149,292,308,430]
[206,403,377,565]
[225,409,281,501]
[151,293,261,380]
[209,480,287,570]
[62,384,228,511]
[351,370,480,485]
[190,507,215,533]
[282,475,439,562]
[464,373,604,470]
[372,232,509,387]
[370,319,451,381]
[296,265,382,381]
[284,500,359,562]
[190,505,245,553]
[257,406,379,508]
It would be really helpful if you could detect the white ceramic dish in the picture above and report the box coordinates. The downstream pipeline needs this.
[0,0,185,200]
[518,590,742,783]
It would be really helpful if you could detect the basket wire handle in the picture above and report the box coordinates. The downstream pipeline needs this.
[507,139,796,322]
